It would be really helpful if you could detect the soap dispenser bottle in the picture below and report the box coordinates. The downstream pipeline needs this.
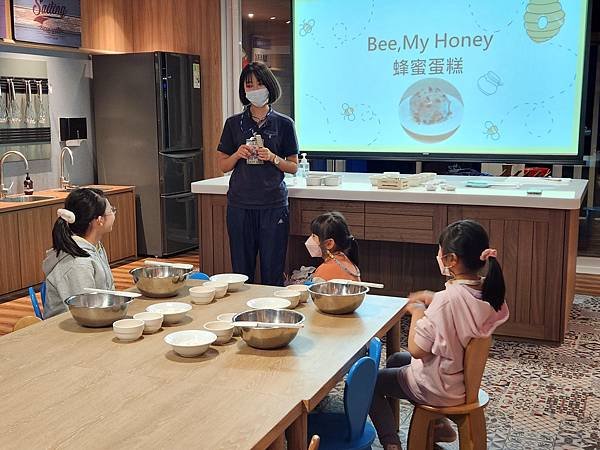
[298,153,310,178]
[24,173,34,195]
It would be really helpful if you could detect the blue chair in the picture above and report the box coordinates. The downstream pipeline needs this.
[308,356,378,450]
[188,272,210,281]
[28,281,46,320]
[368,337,382,368]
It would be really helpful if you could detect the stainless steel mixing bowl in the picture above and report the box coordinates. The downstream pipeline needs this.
[308,281,369,314]
[64,293,134,327]
[129,266,191,298]
[233,309,305,349]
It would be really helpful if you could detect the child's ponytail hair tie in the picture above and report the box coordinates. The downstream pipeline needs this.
[480,248,497,261]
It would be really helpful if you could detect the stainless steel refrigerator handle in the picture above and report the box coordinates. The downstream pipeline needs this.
[159,151,200,159]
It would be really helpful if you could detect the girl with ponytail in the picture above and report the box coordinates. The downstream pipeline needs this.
[369,220,510,450]
[42,188,116,318]
[305,211,360,282]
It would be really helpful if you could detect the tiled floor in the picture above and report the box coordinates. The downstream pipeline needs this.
[318,295,600,449]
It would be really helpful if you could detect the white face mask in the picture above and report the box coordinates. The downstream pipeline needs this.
[245,87,269,107]
[305,235,322,258]
[436,255,451,277]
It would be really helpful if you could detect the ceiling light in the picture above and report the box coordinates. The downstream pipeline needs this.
[248,13,254,18]
[286,20,291,24]
[270,16,276,20]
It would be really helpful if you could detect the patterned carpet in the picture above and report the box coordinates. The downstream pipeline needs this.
[319,295,600,450]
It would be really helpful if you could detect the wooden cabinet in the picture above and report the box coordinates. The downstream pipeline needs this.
[0,213,22,293]
[104,192,137,263]
[290,199,365,239]
[198,193,579,343]
[365,203,447,244]
[17,205,54,287]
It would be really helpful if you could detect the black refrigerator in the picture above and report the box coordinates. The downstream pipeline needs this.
[93,52,203,257]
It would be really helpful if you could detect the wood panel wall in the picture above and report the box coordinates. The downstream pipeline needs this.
[80,0,223,179]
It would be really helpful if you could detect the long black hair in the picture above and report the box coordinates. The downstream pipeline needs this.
[52,188,107,258]
[238,61,281,106]
[310,211,359,266]
[439,219,505,311]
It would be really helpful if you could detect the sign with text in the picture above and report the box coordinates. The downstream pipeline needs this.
[12,0,81,47]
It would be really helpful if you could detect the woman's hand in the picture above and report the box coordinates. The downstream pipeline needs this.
[257,146,273,161]
[235,144,252,160]
[408,290,435,306]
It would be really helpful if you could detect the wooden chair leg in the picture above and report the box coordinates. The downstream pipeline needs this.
[408,407,436,450]
[468,408,487,450]
[453,414,474,450]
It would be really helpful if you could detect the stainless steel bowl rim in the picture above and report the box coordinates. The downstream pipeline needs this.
[64,293,134,308]
[308,281,370,296]
[232,309,305,328]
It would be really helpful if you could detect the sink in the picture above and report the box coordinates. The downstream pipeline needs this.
[0,195,55,203]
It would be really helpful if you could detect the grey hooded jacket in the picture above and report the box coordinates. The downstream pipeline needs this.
[42,236,114,318]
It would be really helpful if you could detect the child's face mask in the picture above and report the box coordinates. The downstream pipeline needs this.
[436,248,452,277]
[305,235,322,258]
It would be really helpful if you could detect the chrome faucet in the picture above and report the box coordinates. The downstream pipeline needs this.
[60,146,74,190]
[0,150,29,198]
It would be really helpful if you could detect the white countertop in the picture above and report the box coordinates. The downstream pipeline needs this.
[191,172,588,210]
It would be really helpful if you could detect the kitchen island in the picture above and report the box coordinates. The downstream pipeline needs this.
[192,173,587,343]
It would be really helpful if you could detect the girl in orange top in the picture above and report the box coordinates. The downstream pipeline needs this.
[305,212,360,282]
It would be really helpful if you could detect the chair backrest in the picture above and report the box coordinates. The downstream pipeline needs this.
[463,336,492,403]
[308,434,320,450]
[343,356,378,441]
[40,281,47,309]
[188,272,210,281]
[28,287,43,320]
[368,337,382,368]
[13,316,42,332]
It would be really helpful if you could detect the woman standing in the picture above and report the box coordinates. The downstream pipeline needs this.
[217,62,298,286]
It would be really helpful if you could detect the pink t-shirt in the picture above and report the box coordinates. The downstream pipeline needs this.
[398,283,509,407]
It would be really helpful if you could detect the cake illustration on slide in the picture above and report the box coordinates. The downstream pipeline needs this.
[399,78,464,143]
[409,86,452,125]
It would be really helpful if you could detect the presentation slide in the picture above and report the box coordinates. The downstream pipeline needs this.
[293,0,590,159]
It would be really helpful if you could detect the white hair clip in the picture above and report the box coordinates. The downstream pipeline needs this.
[57,208,76,224]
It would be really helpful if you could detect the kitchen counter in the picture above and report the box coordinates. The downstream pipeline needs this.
[0,185,135,213]
[193,173,585,343]
[191,173,587,210]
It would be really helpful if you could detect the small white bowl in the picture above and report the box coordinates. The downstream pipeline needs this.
[189,286,216,305]
[286,284,310,303]
[217,312,241,336]
[306,175,324,186]
[203,281,229,298]
[113,319,145,341]
[324,175,342,186]
[209,273,249,291]
[133,312,164,334]
[274,290,301,309]
[164,330,217,357]
[203,321,234,344]
[247,297,291,310]
[146,302,192,324]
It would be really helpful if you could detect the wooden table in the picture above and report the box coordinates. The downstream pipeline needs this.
[0,281,407,449]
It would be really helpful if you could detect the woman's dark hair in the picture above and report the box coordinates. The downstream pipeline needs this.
[310,211,359,266]
[52,188,107,258]
[439,219,505,311]
[238,61,281,106]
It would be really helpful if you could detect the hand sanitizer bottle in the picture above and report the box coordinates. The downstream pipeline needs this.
[298,153,310,178]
